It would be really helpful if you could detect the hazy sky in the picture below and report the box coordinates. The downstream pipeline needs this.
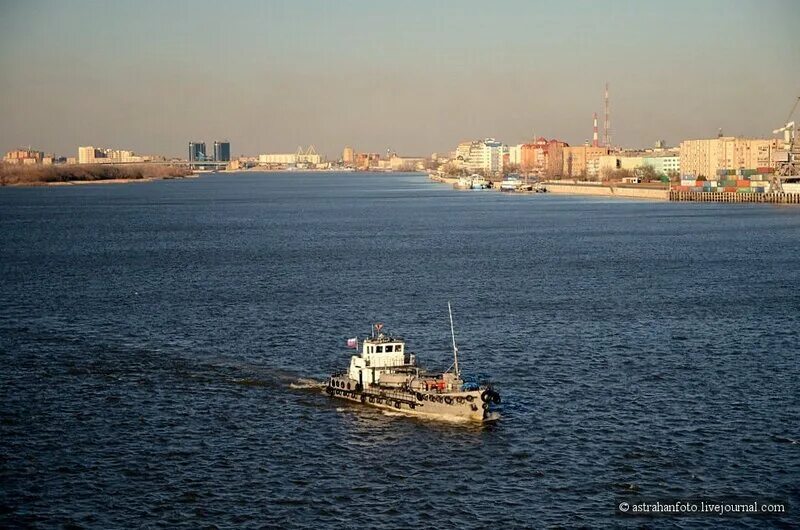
[1,0,799,158]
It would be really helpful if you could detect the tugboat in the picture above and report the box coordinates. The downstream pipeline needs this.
[325,303,501,422]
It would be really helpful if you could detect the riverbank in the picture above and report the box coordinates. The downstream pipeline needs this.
[543,181,669,200]
[0,164,194,187]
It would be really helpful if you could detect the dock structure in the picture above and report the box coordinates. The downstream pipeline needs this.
[669,191,800,204]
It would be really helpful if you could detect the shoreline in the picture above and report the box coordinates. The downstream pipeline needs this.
[429,174,670,200]
[428,175,800,204]
[0,163,197,188]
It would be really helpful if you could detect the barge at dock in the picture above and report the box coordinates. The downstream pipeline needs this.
[325,305,501,422]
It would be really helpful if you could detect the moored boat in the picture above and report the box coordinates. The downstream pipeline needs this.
[499,177,521,192]
[453,176,473,189]
[470,174,489,189]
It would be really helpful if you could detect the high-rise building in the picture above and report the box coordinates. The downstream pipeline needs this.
[342,146,354,165]
[508,144,523,166]
[214,141,231,162]
[454,138,506,174]
[679,137,778,178]
[189,142,206,162]
[77,146,107,164]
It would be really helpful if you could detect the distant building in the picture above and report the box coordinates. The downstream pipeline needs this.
[213,141,231,162]
[389,155,425,171]
[599,153,680,178]
[355,153,381,169]
[508,144,523,166]
[78,146,104,164]
[3,148,44,165]
[258,146,322,167]
[520,138,568,177]
[259,153,296,165]
[643,155,680,176]
[562,145,609,178]
[78,146,144,164]
[342,146,354,165]
[599,155,643,174]
[454,138,505,174]
[679,137,778,178]
[189,142,207,163]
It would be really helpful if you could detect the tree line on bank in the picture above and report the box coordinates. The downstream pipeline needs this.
[0,164,193,186]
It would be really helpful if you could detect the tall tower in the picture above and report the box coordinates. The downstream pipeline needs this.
[603,83,611,148]
[592,113,599,147]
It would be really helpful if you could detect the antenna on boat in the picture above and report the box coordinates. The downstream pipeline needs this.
[448,301,460,378]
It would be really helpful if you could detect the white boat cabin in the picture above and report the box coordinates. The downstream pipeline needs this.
[348,334,416,387]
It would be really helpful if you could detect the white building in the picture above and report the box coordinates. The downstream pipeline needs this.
[508,144,523,167]
[259,153,297,165]
[78,146,144,164]
[455,138,505,174]
[258,146,322,166]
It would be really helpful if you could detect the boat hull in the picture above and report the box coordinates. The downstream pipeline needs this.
[325,384,497,422]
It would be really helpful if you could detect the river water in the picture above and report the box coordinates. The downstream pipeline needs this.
[1,172,798,528]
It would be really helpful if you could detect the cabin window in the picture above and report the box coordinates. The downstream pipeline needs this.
[385,345,393,352]
[376,346,383,353]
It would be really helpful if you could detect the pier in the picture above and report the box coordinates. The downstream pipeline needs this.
[669,191,800,204]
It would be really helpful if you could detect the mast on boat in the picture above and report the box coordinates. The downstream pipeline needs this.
[448,301,460,379]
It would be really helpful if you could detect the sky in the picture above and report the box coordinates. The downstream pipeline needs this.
[1,0,799,159]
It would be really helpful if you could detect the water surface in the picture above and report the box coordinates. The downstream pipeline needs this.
[1,172,798,528]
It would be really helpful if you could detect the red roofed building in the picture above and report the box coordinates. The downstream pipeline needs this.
[520,138,568,178]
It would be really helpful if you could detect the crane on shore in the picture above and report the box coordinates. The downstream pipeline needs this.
[770,96,800,192]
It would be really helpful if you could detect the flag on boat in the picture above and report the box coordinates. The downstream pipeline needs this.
[374,323,383,332]
[346,337,358,349]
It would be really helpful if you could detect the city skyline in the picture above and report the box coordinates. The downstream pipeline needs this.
[1,0,799,159]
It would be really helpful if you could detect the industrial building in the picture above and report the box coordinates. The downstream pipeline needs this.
[258,146,322,167]
[389,155,426,171]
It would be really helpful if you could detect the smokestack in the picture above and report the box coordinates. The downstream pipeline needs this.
[592,113,599,148]
[604,83,611,148]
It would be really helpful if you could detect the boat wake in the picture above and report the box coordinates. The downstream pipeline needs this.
[289,377,326,390]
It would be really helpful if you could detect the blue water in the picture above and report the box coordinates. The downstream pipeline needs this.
[1,172,798,528]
